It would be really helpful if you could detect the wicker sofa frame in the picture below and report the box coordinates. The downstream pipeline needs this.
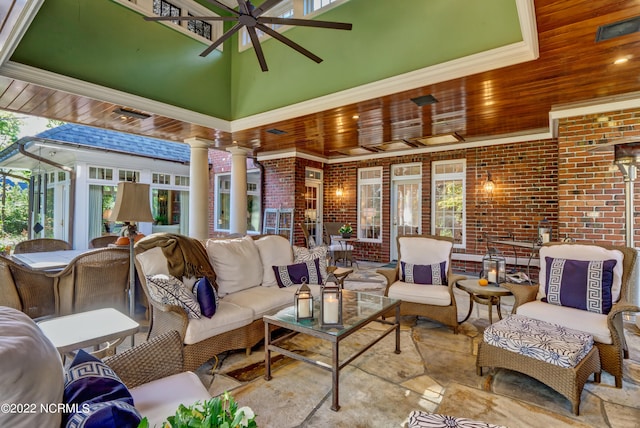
[376,234,465,334]
[506,242,639,388]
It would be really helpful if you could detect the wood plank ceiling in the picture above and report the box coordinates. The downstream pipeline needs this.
[2,0,640,158]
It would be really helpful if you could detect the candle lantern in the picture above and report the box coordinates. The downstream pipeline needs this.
[482,249,507,284]
[294,279,313,322]
[320,278,343,328]
[537,218,552,244]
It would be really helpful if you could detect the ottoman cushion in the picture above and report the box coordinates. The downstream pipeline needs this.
[407,411,506,428]
[484,314,593,368]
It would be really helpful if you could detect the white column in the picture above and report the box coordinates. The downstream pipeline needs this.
[227,146,252,235]
[185,137,211,240]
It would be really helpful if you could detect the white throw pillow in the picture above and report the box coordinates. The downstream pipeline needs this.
[254,235,294,287]
[293,245,329,281]
[206,236,263,296]
[0,308,64,427]
[146,274,202,319]
[136,247,170,276]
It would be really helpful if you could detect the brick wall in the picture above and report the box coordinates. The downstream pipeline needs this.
[556,109,640,245]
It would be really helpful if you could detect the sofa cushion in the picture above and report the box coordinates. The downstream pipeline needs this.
[184,301,254,345]
[130,371,209,428]
[0,308,64,428]
[544,257,616,314]
[272,259,322,287]
[206,236,263,296]
[146,274,201,319]
[517,300,612,344]
[192,277,219,318]
[538,244,625,303]
[255,235,294,287]
[135,246,170,276]
[387,281,452,306]
[407,410,507,428]
[63,350,141,427]
[400,261,447,285]
[293,245,329,281]
[222,286,294,320]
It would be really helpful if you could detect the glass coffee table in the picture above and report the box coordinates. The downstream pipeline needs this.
[263,290,400,411]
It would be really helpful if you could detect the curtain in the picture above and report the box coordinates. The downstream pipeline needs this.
[88,185,103,241]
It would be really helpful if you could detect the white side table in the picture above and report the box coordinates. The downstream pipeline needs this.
[38,308,139,358]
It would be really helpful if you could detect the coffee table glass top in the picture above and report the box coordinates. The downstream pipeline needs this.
[264,290,398,337]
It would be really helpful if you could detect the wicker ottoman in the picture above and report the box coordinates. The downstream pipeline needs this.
[476,314,601,415]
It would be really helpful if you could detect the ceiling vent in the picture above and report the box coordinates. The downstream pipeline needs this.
[266,128,287,135]
[113,107,151,120]
[596,16,640,42]
[410,94,438,107]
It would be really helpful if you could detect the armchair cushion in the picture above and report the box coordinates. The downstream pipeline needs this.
[400,261,447,285]
[399,237,452,273]
[517,300,612,344]
[539,244,624,303]
[146,274,202,319]
[272,258,322,287]
[388,281,452,306]
[544,257,616,314]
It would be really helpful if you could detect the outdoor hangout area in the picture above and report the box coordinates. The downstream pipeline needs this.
[1,232,640,427]
[3,0,640,427]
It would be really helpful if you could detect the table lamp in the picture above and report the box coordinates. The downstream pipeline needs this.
[110,181,153,326]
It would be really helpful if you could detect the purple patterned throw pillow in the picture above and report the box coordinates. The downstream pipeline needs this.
[272,258,322,288]
[400,261,447,285]
[544,257,617,314]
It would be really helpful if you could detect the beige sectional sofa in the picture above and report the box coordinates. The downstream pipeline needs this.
[134,233,334,371]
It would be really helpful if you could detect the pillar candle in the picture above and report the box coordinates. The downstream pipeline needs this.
[323,295,339,324]
[297,297,311,318]
[488,269,497,283]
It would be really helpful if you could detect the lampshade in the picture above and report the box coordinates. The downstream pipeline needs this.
[110,182,154,223]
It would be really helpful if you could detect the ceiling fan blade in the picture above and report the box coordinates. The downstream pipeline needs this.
[259,17,352,30]
[256,23,323,63]
[200,22,244,57]
[247,26,268,72]
[144,15,237,22]
[202,0,239,16]
[236,0,250,15]
[253,0,285,17]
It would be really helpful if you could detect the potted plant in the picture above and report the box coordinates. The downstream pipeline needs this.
[338,223,353,238]
[138,392,257,428]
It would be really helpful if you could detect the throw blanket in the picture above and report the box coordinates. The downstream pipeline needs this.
[136,233,217,290]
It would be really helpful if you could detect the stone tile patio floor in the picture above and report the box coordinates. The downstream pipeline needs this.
[128,265,640,428]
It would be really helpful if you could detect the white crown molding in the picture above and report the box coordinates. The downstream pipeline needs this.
[0,61,233,132]
[0,0,44,66]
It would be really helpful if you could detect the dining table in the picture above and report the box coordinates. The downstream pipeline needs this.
[11,249,89,272]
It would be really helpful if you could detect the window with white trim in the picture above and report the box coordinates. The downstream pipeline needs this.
[113,0,222,44]
[215,171,261,232]
[89,167,113,181]
[431,159,466,248]
[357,167,382,242]
[119,170,140,182]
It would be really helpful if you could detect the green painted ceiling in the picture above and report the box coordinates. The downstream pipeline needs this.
[11,0,522,121]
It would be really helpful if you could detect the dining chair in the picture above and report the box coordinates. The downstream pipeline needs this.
[323,222,354,265]
[299,223,316,248]
[14,238,72,254]
[89,235,118,248]
[0,255,56,319]
[50,247,130,315]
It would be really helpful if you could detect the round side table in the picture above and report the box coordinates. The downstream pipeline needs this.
[456,278,512,324]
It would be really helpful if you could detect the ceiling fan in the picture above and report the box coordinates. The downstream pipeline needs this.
[144,0,353,72]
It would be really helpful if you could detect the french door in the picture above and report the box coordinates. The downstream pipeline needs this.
[390,164,422,260]
[304,168,323,245]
